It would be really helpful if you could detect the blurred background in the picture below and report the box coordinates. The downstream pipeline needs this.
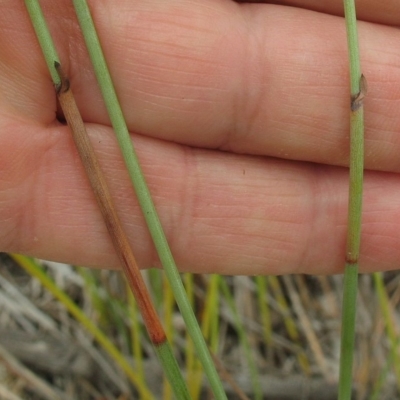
[0,254,399,399]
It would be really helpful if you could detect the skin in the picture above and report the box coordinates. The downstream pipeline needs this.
[1,0,400,275]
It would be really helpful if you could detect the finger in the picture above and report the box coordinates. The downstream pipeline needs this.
[5,1,400,172]
[2,120,400,275]
[240,0,400,26]
[11,0,400,173]
[97,2,398,172]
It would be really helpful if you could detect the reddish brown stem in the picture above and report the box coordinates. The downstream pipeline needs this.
[54,62,165,345]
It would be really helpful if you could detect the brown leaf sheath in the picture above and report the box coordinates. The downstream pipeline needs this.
[350,74,367,112]
[54,62,165,345]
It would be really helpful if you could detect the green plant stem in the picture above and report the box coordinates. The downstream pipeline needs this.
[55,62,191,400]
[339,1,365,399]
[127,288,146,389]
[162,273,175,400]
[338,266,358,400]
[23,1,60,86]
[71,1,227,399]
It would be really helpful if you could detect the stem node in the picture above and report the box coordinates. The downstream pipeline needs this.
[350,74,367,112]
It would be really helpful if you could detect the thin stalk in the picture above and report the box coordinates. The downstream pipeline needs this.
[369,337,400,400]
[22,2,60,86]
[54,61,190,399]
[71,1,227,398]
[339,1,365,399]
[204,275,220,354]
[24,2,191,398]
[185,274,222,399]
[219,278,262,400]
[147,268,164,309]
[79,269,128,341]
[127,287,146,389]
[183,273,202,399]
[162,273,175,400]
[282,276,329,378]
[255,276,272,361]
[373,273,400,390]
[268,276,309,372]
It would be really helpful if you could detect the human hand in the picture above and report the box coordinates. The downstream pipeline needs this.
[1,0,400,275]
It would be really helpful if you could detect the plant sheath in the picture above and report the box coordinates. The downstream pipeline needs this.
[54,62,191,400]
[24,2,191,398]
